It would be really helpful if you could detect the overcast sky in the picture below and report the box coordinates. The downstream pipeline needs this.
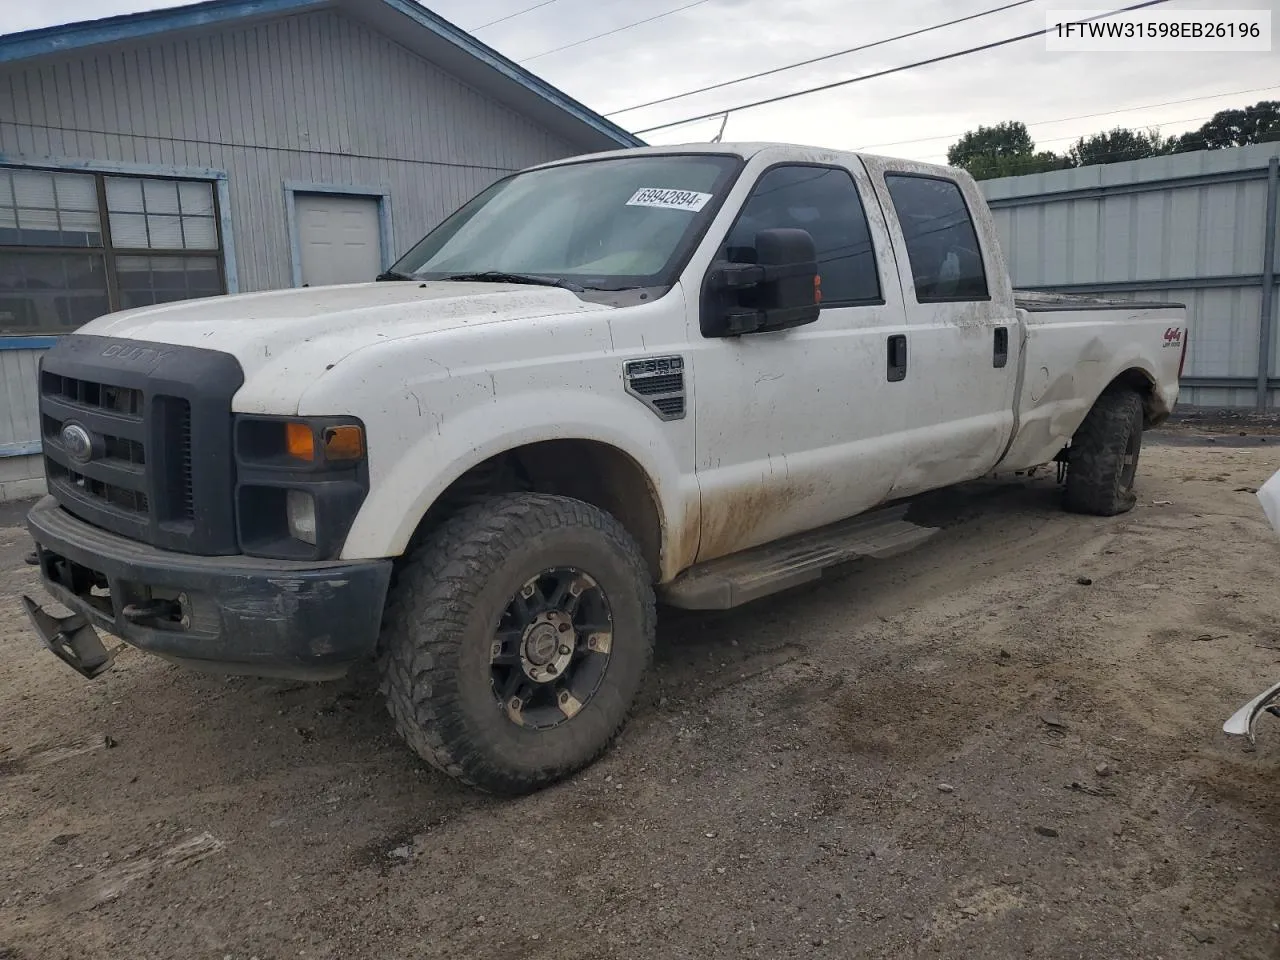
[1,0,1277,161]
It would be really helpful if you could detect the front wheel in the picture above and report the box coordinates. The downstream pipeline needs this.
[379,493,655,794]
[1064,387,1145,517]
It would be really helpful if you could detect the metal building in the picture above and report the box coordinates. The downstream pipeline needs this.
[0,0,641,500]
[980,142,1280,411]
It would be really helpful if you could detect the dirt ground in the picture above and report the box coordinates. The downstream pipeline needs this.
[1,432,1279,960]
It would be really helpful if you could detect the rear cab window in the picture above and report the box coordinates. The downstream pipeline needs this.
[883,174,989,302]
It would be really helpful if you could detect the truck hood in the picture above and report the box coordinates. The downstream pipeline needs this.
[84,280,610,383]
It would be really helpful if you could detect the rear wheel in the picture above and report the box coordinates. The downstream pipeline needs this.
[379,493,654,794]
[1064,387,1145,517]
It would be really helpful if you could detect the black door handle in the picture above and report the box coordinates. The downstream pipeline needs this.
[887,334,907,382]
[993,326,1009,368]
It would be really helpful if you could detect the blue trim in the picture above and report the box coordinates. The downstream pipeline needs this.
[0,336,57,350]
[283,186,303,289]
[215,178,239,294]
[0,0,642,149]
[0,153,239,296]
[283,181,395,287]
[0,153,228,181]
[0,442,43,458]
[0,0,326,64]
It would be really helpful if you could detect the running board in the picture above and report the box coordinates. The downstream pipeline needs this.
[660,504,938,610]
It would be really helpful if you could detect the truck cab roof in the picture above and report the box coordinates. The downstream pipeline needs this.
[530,141,961,179]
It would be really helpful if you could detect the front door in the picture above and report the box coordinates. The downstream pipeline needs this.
[690,161,912,563]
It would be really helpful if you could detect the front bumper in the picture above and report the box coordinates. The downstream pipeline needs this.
[24,496,393,680]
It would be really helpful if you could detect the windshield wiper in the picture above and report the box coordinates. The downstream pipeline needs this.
[442,271,585,293]
[376,268,418,281]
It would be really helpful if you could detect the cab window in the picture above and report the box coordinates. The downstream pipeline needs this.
[722,165,882,306]
[884,174,989,302]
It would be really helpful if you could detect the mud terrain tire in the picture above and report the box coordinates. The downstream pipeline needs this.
[379,493,654,794]
[1064,387,1145,517]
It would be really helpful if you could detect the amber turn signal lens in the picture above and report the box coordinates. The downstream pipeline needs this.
[285,422,316,461]
[323,424,365,461]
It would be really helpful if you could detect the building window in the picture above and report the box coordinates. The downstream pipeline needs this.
[883,173,989,302]
[0,166,226,336]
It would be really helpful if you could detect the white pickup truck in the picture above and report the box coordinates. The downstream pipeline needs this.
[23,142,1188,793]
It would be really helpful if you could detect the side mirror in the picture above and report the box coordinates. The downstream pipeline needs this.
[703,227,820,337]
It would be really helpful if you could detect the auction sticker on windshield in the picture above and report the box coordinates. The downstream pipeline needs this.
[626,188,713,212]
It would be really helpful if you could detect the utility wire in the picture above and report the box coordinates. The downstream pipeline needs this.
[470,0,564,31]
[900,112,1219,162]
[605,0,1041,116]
[916,126,1235,172]
[634,0,1172,136]
[518,0,715,62]
[857,84,1280,152]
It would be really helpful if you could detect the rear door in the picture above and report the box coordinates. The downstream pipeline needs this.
[689,158,912,562]
[861,160,1021,497]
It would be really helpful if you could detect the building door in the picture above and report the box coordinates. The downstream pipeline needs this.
[295,194,382,286]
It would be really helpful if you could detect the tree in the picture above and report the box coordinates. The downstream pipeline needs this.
[1170,100,1280,152]
[961,151,1073,180]
[946,121,1072,180]
[946,121,1035,169]
[1069,126,1169,167]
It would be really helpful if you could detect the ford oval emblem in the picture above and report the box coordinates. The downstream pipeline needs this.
[60,423,94,464]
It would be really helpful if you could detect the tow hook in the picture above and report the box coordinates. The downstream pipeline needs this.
[24,551,38,566]
[121,598,182,623]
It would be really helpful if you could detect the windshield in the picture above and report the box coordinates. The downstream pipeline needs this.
[391,154,743,291]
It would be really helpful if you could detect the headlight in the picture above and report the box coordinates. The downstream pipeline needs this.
[241,418,366,466]
[233,415,369,560]
[283,422,365,463]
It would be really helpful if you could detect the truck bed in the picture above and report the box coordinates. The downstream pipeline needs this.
[996,291,1188,474]
[1014,290,1186,312]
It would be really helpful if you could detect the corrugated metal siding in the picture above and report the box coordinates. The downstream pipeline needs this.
[994,180,1270,287]
[0,8,582,292]
[982,143,1280,409]
[0,347,42,454]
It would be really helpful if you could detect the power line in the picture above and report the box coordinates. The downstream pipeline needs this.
[1028,113,1214,146]
[857,84,1280,152]
[470,0,564,31]
[916,129,1235,173]
[2,119,519,173]
[634,0,1171,136]
[900,112,1218,162]
[517,0,715,63]
[605,0,1041,117]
